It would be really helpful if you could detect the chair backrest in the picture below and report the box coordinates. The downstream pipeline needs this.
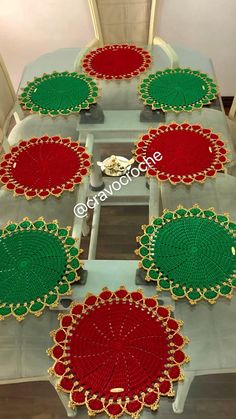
[0,55,16,132]
[88,0,159,46]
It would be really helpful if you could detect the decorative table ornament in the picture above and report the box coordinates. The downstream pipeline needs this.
[82,44,152,80]
[0,218,82,320]
[133,122,229,184]
[48,287,189,418]
[19,71,99,116]
[139,68,218,112]
[136,205,236,304]
[97,155,134,176]
[0,136,91,199]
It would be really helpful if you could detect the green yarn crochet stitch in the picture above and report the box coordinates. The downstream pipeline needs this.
[137,206,236,304]
[0,219,81,320]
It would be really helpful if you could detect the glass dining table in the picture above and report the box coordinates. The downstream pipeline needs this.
[18,43,235,205]
[0,44,236,417]
[18,44,232,139]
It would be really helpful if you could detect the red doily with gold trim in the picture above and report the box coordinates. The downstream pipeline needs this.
[48,287,189,418]
[82,44,151,80]
[0,136,91,199]
[134,123,229,184]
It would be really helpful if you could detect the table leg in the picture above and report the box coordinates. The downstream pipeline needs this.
[149,177,161,219]
[72,177,90,247]
[73,132,96,243]
[88,203,101,259]
[172,371,195,413]
[90,142,105,191]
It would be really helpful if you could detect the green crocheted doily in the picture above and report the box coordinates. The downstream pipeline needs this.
[19,71,99,116]
[139,68,217,112]
[0,218,81,320]
[137,205,236,304]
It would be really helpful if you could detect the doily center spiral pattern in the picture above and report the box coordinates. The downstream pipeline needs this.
[19,72,99,116]
[11,143,80,188]
[139,68,217,112]
[0,136,91,199]
[0,218,81,320]
[48,288,189,418]
[0,230,67,305]
[82,44,151,79]
[136,206,236,304]
[133,123,229,184]
[69,300,168,399]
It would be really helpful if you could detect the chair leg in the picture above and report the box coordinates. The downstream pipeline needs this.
[172,371,195,414]
[48,376,77,417]
[88,203,101,260]
[90,143,104,191]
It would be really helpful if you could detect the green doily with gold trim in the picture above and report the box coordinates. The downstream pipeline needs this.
[136,205,236,304]
[138,68,218,112]
[19,71,99,117]
[0,218,82,320]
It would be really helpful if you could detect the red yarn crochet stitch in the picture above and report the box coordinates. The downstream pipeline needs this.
[82,44,151,80]
[0,136,90,199]
[134,122,229,184]
[48,287,189,418]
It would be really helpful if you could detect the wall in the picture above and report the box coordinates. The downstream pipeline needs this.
[0,0,235,95]
[158,0,236,96]
[0,0,93,87]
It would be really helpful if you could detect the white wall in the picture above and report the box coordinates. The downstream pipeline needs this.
[0,0,235,95]
[158,0,236,96]
[0,0,93,87]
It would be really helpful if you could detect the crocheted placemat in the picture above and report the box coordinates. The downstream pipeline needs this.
[19,71,99,116]
[139,68,217,112]
[136,205,236,304]
[82,44,151,80]
[0,218,82,320]
[0,136,91,199]
[133,122,229,184]
[48,287,189,418]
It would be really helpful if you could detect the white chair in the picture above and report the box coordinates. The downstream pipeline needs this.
[0,176,91,418]
[0,53,95,242]
[149,173,236,220]
[148,173,236,413]
[75,0,179,70]
[0,310,77,417]
[0,54,96,257]
[0,139,94,417]
[173,296,236,413]
[0,54,79,153]
[0,130,94,271]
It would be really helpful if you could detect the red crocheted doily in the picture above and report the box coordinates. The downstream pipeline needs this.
[134,123,229,184]
[82,44,151,80]
[48,287,189,418]
[0,136,91,199]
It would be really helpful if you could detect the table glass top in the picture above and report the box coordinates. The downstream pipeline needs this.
[0,45,230,247]
[0,44,235,416]
[18,45,223,113]
[18,46,232,152]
